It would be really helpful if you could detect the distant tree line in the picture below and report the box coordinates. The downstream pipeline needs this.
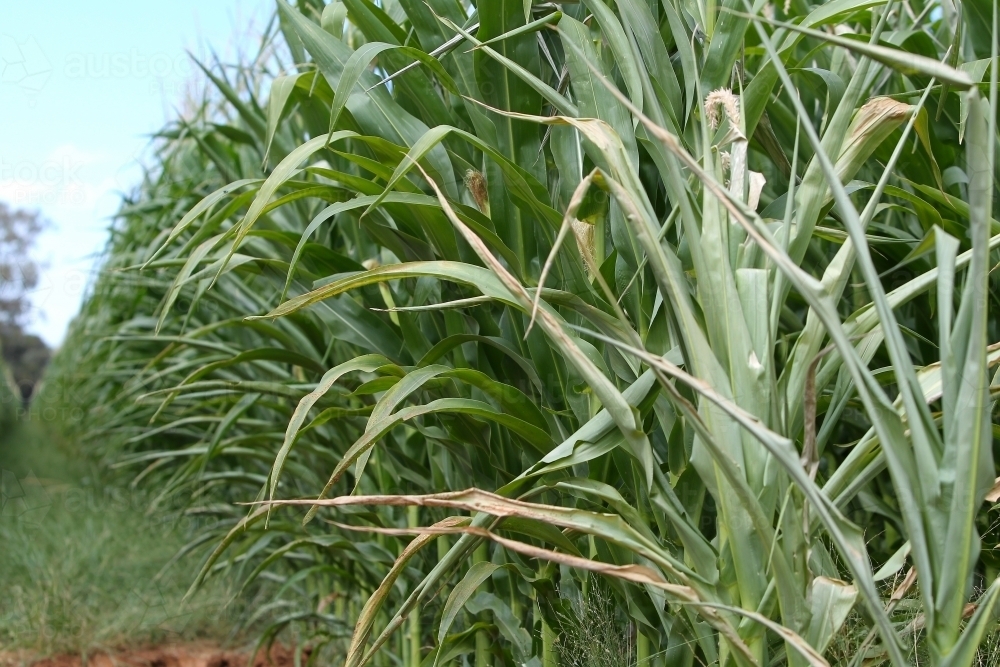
[0,202,50,401]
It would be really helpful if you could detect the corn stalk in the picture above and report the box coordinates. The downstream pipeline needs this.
[39,0,1000,665]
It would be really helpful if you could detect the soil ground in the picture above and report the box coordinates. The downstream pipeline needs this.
[0,642,302,667]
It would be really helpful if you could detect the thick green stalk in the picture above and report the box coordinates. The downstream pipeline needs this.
[541,618,557,667]
[408,506,422,667]
[636,629,649,667]
[473,544,491,667]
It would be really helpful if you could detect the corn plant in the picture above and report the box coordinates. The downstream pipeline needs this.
[39,0,1000,665]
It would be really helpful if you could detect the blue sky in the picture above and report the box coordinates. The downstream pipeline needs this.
[1,1,273,347]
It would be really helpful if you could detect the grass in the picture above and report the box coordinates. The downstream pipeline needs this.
[0,419,258,656]
[557,583,634,667]
[31,0,1000,665]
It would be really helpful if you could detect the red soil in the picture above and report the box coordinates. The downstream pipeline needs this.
[0,643,307,667]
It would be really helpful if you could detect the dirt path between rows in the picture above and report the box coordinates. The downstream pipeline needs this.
[0,643,304,667]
